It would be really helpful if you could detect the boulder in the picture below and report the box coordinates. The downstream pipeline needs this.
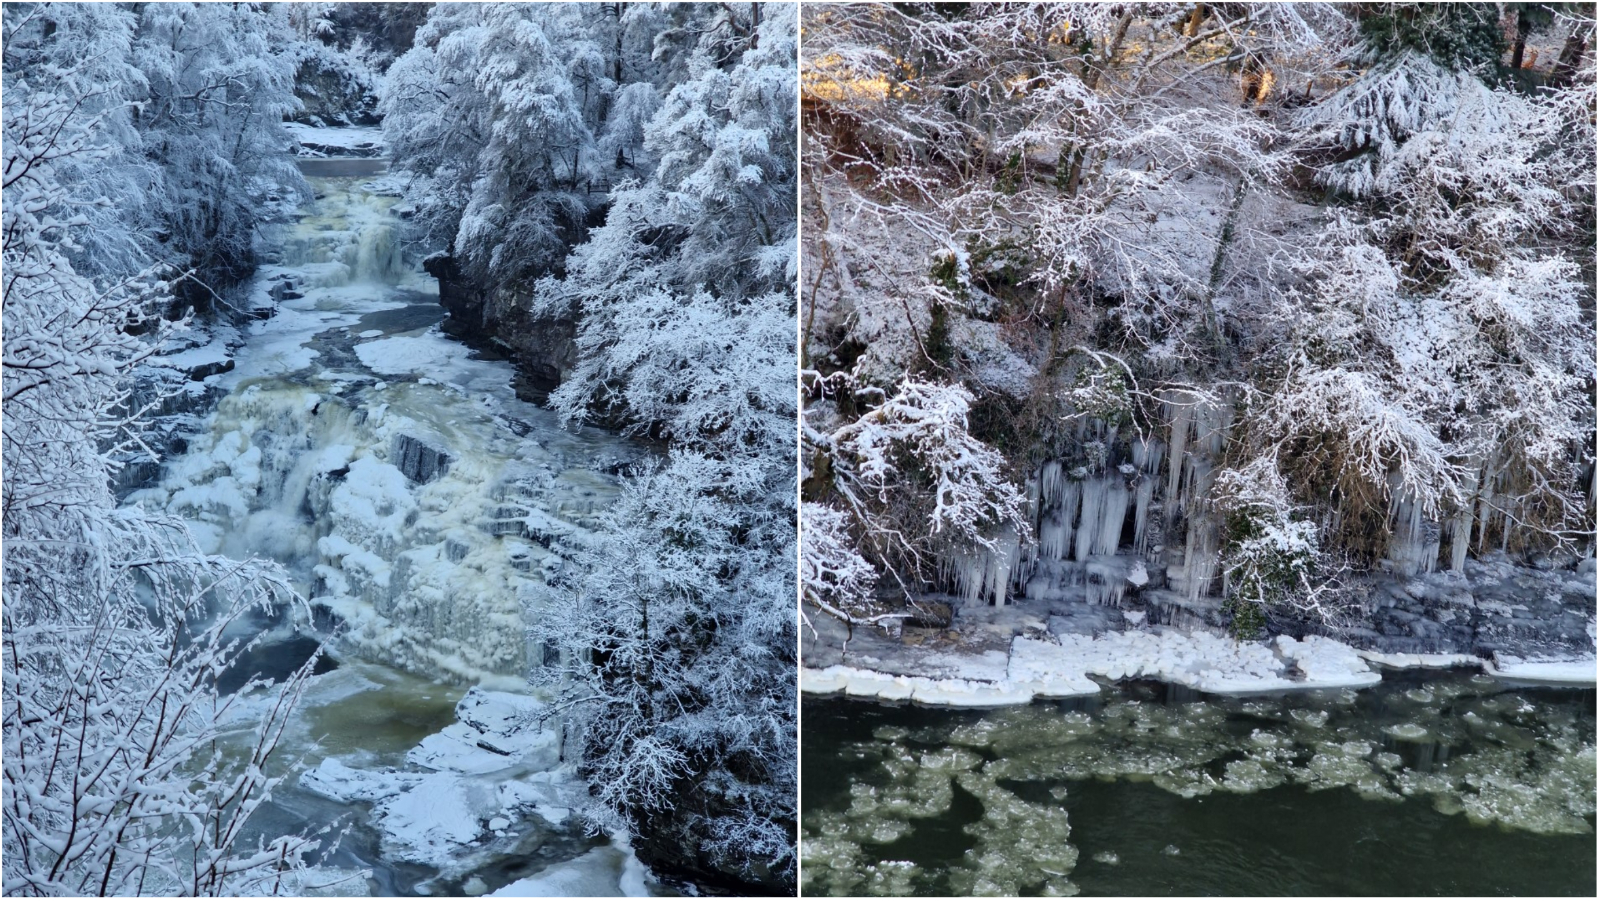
[392,433,452,484]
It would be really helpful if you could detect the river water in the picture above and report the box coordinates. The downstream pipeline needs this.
[123,145,658,895]
[802,674,1596,896]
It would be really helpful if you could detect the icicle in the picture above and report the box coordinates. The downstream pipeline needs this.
[1132,477,1154,554]
[1075,477,1105,562]
[1040,460,1066,509]
[1449,462,1480,574]
[1094,480,1129,557]
[1164,398,1191,523]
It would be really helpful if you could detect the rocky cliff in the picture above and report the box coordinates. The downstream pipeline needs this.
[423,253,577,403]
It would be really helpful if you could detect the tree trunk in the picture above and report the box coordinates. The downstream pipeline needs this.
[1550,29,1590,87]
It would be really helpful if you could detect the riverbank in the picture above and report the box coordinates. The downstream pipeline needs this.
[802,592,1596,708]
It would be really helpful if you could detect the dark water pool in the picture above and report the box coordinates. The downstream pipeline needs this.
[801,675,1596,896]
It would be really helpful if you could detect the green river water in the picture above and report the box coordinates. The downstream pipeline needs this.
[801,673,1596,896]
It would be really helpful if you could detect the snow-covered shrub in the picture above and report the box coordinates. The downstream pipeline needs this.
[804,372,1031,609]
[1215,461,1351,639]
[800,502,879,626]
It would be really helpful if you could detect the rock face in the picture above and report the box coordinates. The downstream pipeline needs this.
[424,253,578,402]
[1029,552,1595,664]
[1343,555,1596,661]
[391,433,452,484]
[293,58,379,127]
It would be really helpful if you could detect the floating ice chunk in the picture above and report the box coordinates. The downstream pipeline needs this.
[408,688,561,775]
[486,845,650,897]
[300,758,423,803]
[1383,723,1430,741]
[356,333,474,379]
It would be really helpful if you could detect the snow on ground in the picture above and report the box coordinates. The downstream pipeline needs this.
[1485,655,1598,683]
[286,122,385,155]
[355,332,475,379]
[803,627,1594,707]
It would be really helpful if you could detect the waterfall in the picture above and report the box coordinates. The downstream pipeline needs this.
[123,162,633,686]
[281,174,410,288]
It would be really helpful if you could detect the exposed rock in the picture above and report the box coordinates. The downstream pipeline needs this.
[186,357,235,381]
[292,57,380,128]
[424,253,578,403]
[391,433,451,484]
[632,781,794,897]
[904,601,954,629]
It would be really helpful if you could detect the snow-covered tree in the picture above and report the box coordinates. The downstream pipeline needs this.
[383,3,659,286]
[1271,11,1595,561]
[3,2,305,312]
[803,2,1594,632]
[3,38,321,893]
[130,2,304,298]
[527,6,797,890]
[388,2,797,890]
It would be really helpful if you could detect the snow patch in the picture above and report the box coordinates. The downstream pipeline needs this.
[486,845,651,898]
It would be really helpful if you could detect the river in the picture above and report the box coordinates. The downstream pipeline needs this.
[122,136,660,895]
[802,674,1596,896]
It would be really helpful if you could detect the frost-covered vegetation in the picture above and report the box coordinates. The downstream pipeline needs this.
[801,2,1596,639]
[3,3,330,893]
[383,3,797,891]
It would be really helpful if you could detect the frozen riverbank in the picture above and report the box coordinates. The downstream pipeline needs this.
[802,604,1595,708]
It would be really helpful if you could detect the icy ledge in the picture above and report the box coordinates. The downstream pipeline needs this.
[801,630,1596,707]
[298,687,651,894]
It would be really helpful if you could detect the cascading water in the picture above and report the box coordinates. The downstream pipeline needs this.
[122,141,656,895]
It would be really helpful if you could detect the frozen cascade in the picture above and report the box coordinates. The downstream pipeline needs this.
[935,392,1241,610]
[108,136,664,897]
[126,161,637,687]
[280,175,409,287]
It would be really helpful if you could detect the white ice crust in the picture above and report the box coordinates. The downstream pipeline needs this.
[803,628,1595,707]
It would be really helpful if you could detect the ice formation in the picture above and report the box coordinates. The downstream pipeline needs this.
[802,675,1595,896]
[127,168,634,684]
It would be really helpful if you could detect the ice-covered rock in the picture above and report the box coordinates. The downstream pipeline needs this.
[375,771,498,866]
[300,758,424,803]
[408,688,561,775]
[486,844,652,898]
[391,432,452,484]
